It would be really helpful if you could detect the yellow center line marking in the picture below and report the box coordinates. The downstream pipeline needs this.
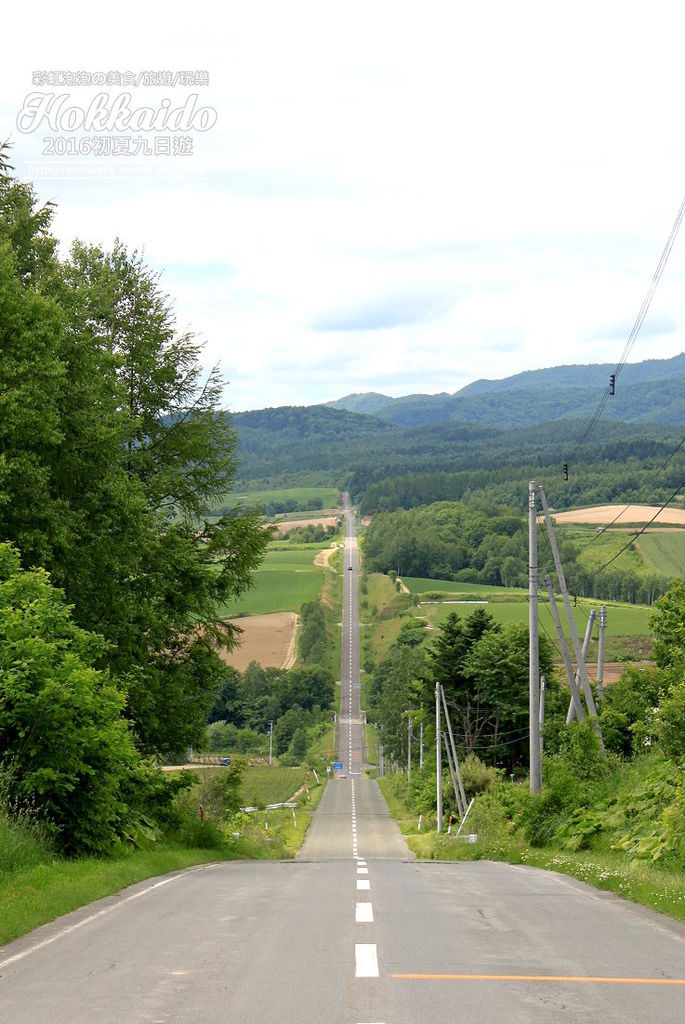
[392,973,685,986]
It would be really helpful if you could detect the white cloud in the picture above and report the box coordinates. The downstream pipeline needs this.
[2,0,685,410]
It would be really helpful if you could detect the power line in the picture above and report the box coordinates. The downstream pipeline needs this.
[579,433,685,548]
[569,194,685,464]
[589,475,685,579]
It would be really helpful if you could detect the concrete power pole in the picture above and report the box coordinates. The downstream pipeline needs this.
[597,605,607,700]
[268,721,274,767]
[436,680,442,833]
[528,481,542,794]
[407,718,412,782]
[566,610,596,724]
[419,721,424,770]
[540,675,546,755]
[543,575,584,721]
[538,485,603,748]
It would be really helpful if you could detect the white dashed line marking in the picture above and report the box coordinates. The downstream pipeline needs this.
[356,902,374,923]
[357,879,371,890]
[355,943,379,978]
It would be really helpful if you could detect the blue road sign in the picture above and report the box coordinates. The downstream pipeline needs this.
[333,762,343,770]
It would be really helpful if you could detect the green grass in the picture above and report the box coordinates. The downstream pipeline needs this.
[260,548,320,569]
[377,775,685,923]
[637,532,685,576]
[214,486,340,512]
[0,846,226,946]
[220,567,324,616]
[0,776,329,946]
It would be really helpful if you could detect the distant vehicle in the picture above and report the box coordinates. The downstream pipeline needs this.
[348,565,353,571]
[220,757,231,766]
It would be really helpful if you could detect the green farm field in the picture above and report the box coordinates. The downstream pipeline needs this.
[402,576,527,597]
[220,567,324,616]
[240,766,307,806]
[215,486,340,512]
[637,532,685,576]
[218,543,328,616]
[422,597,651,638]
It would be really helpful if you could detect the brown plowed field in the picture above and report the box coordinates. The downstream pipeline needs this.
[274,516,339,534]
[218,612,299,670]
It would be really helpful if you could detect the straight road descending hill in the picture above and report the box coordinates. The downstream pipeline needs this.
[299,492,408,860]
[3,500,685,1022]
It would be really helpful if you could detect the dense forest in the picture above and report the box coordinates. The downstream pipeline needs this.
[228,403,684,524]
[362,500,670,603]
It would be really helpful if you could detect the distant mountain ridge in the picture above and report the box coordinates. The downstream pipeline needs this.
[325,353,685,429]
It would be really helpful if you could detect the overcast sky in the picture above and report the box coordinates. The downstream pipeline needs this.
[2,1,685,411]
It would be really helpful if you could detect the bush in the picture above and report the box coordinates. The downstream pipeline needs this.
[460,754,499,798]
[521,720,618,847]
[0,544,151,855]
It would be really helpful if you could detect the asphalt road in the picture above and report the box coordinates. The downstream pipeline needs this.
[3,497,685,1022]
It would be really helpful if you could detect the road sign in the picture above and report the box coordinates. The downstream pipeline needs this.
[333,762,343,770]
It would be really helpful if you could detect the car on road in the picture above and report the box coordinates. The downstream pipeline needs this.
[348,565,353,571]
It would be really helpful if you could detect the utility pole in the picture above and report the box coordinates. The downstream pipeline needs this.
[539,675,546,756]
[436,680,442,833]
[268,721,274,767]
[407,718,412,782]
[567,610,596,724]
[539,485,603,747]
[419,721,424,770]
[440,685,467,811]
[543,575,584,720]
[443,732,465,818]
[528,481,542,794]
[597,605,607,699]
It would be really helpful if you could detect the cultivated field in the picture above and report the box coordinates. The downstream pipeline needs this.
[422,596,651,637]
[636,532,685,576]
[241,766,307,807]
[219,544,327,617]
[548,504,685,526]
[275,516,339,534]
[402,576,527,597]
[218,612,299,671]
[216,486,341,512]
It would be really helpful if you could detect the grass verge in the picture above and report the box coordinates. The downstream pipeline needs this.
[377,776,685,923]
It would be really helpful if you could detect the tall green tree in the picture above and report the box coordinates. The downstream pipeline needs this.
[0,154,270,757]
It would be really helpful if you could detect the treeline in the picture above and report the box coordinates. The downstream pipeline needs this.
[207,662,334,760]
[283,523,338,544]
[0,149,268,853]
[363,502,529,586]
[362,499,671,601]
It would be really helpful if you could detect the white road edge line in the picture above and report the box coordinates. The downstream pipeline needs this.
[0,866,211,969]
[355,943,379,978]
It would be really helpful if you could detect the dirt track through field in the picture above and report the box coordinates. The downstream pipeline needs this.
[218,612,299,670]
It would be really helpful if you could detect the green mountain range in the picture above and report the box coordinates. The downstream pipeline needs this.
[325,353,685,428]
